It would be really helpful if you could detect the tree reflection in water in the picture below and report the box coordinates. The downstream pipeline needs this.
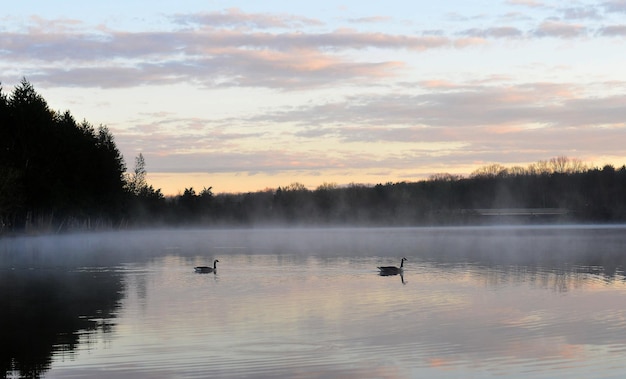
[0,268,123,379]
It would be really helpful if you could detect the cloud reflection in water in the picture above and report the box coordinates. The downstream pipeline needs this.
[2,226,626,378]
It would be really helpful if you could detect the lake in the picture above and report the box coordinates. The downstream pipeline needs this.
[2,226,626,378]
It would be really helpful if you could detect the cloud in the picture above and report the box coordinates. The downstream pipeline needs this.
[5,27,431,89]
[560,6,602,20]
[602,0,626,13]
[127,118,626,176]
[0,14,463,90]
[138,149,367,174]
[107,77,626,176]
[2,6,620,93]
[532,20,587,38]
[419,80,458,89]
[234,80,626,147]
[348,16,394,24]
[24,15,86,33]
[259,30,452,51]
[460,26,524,38]
[506,0,546,8]
[170,8,324,29]
[598,24,626,36]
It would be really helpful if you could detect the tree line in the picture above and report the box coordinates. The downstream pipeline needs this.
[195,162,626,226]
[1,80,625,233]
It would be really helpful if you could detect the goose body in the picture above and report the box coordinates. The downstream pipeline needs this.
[195,259,219,273]
[378,257,407,275]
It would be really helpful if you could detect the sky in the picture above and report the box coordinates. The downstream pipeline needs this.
[2,0,626,195]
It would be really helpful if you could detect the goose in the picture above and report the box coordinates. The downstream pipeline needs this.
[378,257,407,275]
[195,259,219,273]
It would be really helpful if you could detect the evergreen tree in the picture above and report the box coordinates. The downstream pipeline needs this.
[0,79,128,231]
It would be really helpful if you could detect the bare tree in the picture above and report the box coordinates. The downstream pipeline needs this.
[126,153,147,195]
[470,164,508,178]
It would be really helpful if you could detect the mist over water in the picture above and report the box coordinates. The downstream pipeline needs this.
[2,225,626,378]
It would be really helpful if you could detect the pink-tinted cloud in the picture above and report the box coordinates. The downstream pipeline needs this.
[1,17,457,91]
[419,80,458,89]
[2,25,455,63]
[453,36,488,48]
[2,5,621,93]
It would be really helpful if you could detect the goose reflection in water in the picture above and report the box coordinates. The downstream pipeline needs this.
[194,259,219,274]
[379,270,406,284]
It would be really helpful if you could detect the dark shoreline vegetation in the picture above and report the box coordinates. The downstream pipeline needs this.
[2,79,626,235]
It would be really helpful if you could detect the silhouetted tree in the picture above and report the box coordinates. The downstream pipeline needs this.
[126,153,147,196]
[122,153,166,224]
[0,79,127,231]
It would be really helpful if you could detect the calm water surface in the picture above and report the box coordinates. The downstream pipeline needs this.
[2,226,626,378]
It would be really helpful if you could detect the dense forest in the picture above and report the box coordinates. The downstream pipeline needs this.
[1,80,626,233]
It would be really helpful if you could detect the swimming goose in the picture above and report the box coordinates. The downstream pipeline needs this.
[195,259,219,273]
[378,257,407,275]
